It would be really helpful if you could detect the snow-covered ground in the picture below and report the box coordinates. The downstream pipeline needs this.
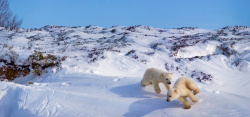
[0,25,250,117]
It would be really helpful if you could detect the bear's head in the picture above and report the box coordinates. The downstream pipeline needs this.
[161,73,173,84]
[166,89,180,102]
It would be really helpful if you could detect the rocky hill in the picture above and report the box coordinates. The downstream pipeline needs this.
[0,25,249,116]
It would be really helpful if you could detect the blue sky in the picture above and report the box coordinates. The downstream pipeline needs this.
[9,0,250,29]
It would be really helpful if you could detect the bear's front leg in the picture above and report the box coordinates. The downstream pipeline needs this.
[153,81,161,94]
[163,82,171,91]
[178,97,191,109]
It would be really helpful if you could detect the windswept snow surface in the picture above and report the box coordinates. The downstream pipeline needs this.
[0,25,250,117]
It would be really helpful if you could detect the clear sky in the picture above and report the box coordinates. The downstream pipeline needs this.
[9,0,250,29]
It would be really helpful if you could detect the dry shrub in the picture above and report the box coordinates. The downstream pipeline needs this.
[0,61,30,81]
[29,51,62,76]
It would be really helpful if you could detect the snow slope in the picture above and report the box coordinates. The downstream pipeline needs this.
[0,25,250,117]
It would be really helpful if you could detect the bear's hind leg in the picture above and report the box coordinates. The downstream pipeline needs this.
[188,91,198,103]
[193,88,200,95]
[141,79,150,87]
[187,81,200,95]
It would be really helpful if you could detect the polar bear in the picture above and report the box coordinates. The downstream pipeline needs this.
[141,68,173,94]
[166,77,200,109]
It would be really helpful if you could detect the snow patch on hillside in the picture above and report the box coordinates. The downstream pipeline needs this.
[176,41,220,58]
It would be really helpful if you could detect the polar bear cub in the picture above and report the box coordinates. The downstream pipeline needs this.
[141,68,173,94]
[166,77,200,109]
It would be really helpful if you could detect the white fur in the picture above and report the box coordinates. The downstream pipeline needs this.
[166,77,200,109]
[141,68,173,94]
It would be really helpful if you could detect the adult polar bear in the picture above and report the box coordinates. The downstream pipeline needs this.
[141,68,173,94]
[166,77,200,109]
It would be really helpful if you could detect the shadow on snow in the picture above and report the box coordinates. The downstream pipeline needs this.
[0,87,36,117]
[110,82,183,116]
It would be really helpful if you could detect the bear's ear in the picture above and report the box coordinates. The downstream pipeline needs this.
[174,90,178,93]
[161,73,165,77]
[169,73,173,75]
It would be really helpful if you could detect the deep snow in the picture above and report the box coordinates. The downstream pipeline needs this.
[0,25,250,117]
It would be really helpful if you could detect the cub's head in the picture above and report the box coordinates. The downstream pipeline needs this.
[161,73,173,84]
[166,89,180,102]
